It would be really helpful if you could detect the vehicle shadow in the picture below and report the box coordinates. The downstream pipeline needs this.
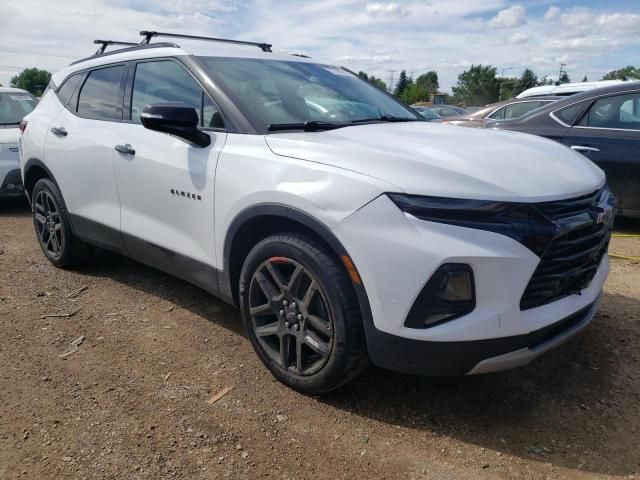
[614,216,640,235]
[0,197,30,216]
[73,251,638,476]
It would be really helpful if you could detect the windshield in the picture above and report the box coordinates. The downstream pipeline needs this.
[0,92,37,125]
[413,107,440,120]
[197,57,420,132]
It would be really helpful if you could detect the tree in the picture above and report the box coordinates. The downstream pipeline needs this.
[415,71,439,94]
[559,72,571,84]
[357,71,387,91]
[451,64,500,106]
[582,75,588,82]
[394,70,411,98]
[10,68,51,96]
[399,83,429,105]
[602,66,640,81]
[513,68,538,97]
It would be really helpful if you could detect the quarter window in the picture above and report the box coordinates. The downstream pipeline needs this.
[554,101,588,126]
[56,73,83,108]
[77,66,126,120]
[130,60,223,128]
[584,93,640,130]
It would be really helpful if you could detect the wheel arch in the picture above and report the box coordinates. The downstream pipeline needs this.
[23,158,58,203]
[221,204,374,334]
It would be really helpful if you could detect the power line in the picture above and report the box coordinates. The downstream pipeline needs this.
[0,48,75,59]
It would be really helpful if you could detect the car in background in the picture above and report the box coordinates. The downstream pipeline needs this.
[442,96,562,128]
[489,81,640,218]
[1,87,37,198]
[517,80,626,99]
[426,105,468,117]
[410,105,442,122]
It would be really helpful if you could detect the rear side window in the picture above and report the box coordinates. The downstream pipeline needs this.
[583,93,640,130]
[56,74,83,108]
[77,65,126,121]
[130,60,223,128]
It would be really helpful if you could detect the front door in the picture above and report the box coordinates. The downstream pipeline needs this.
[113,59,227,289]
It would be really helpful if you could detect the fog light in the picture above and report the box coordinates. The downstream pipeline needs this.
[404,264,475,329]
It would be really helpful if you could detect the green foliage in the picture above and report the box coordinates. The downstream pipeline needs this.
[394,70,412,97]
[559,72,571,84]
[10,68,51,96]
[451,64,500,106]
[415,71,439,94]
[357,71,387,91]
[498,78,517,101]
[602,66,640,81]
[399,83,430,104]
[513,68,538,97]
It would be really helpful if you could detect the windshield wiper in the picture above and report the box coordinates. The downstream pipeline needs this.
[267,121,347,132]
[351,114,421,124]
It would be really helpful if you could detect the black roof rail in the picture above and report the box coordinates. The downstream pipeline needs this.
[139,30,272,53]
[69,42,180,66]
[93,39,139,55]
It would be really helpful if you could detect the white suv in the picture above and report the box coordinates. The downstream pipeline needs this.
[1,87,37,198]
[20,32,614,393]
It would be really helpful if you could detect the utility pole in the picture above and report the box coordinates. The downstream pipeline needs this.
[386,69,397,94]
[499,67,514,101]
[558,63,567,84]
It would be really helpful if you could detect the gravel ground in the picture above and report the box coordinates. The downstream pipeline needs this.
[1,199,639,480]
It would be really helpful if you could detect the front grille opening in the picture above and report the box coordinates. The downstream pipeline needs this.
[520,188,612,310]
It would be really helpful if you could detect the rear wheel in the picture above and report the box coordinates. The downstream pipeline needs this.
[239,233,368,394]
[32,178,90,267]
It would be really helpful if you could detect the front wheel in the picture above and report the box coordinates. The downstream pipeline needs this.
[239,233,368,394]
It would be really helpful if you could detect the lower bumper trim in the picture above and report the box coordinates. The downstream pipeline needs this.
[365,296,601,376]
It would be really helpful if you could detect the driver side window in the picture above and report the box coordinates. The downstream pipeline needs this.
[131,60,223,128]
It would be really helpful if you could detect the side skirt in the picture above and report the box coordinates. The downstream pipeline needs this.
[69,214,226,300]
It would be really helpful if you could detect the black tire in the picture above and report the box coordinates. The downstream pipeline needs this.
[31,178,91,267]
[239,233,368,394]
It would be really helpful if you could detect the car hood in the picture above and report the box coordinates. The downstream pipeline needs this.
[0,126,20,144]
[265,122,604,202]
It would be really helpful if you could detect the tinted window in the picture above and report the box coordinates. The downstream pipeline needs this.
[56,74,83,108]
[491,101,546,120]
[585,93,640,130]
[198,57,419,132]
[131,60,222,128]
[77,66,126,120]
[555,101,588,125]
[0,92,37,125]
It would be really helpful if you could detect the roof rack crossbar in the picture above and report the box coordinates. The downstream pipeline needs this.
[93,39,139,55]
[139,30,272,52]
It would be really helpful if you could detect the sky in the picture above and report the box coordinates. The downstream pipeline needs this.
[1,0,639,93]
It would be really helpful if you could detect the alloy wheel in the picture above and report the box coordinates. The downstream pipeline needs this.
[248,257,334,376]
[34,190,64,257]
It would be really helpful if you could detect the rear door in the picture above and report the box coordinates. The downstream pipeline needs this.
[560,91,640,214]
[44,64,127,248]
[113,58,227,280]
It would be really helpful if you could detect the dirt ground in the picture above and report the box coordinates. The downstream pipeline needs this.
[1,199,639,480]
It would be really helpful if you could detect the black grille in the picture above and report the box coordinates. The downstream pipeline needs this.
[520,188,613,310]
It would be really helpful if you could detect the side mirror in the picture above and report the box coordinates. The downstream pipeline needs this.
[140,104,211,148]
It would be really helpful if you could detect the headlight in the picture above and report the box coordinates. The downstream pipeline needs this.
[387,193,557,256]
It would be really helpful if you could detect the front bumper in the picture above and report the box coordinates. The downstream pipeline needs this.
[336,194,608,375]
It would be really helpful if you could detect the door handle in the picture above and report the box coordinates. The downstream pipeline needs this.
[571,145,600,153]
[50,127,67,137]
[115,144,135,156]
